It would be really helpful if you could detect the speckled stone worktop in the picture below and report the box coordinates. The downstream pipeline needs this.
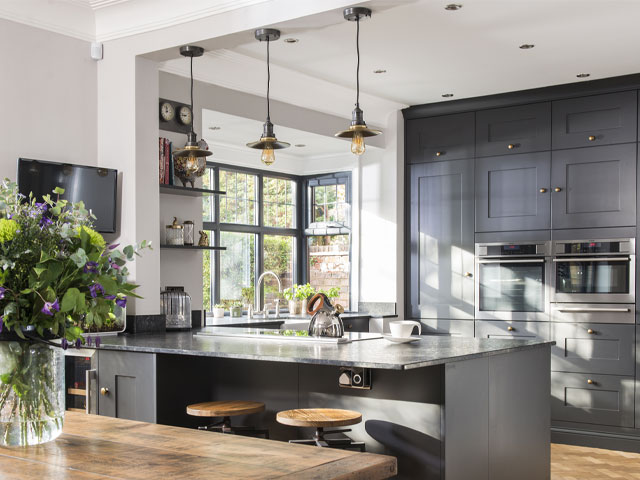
[95,329,553,370]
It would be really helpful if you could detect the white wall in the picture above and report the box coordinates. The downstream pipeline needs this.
[0,19,97,179]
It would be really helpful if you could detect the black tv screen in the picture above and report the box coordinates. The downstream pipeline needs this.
[17,159,117,233]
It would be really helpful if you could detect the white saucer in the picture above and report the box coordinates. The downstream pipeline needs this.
[383,334,421,344]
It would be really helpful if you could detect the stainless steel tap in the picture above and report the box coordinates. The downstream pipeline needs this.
[255,271,282,317]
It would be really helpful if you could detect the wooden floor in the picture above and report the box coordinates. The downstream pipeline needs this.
[552,443,640,479]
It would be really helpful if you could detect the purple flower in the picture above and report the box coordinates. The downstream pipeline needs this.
[61,338,68,350]
[35,202,48,212]
[95,336,101,348]
[111,263,120,270]
[75,338,82,349]
[41,299,60,316]
[104,294,116,300]
[116,296,127,308]
[0,287,5,300]
[108,244,120,250]
[86,336,93,347]
[89,283,105,298]
[39,216,52,229]
[83,261,99,274]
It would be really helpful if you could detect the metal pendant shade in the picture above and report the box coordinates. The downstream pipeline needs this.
[247,28,290,166]
[335,7,381,155]
[172,45,211,177]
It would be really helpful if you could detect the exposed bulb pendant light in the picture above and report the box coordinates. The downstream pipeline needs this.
[335,7,381,156]
[172,45,212,176]
[247,28,290,166]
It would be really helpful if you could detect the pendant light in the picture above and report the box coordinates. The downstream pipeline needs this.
[335,7,381,156]
[172,45,212,176]
[247,28,290,166]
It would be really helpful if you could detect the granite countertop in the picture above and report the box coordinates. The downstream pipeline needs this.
[95,329,553,370]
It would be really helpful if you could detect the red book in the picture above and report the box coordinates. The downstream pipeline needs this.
[159,137,165,184]
[164,139,170,184]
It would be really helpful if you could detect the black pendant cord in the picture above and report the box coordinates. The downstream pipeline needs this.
[189,55,195,136]
[266,37,271,122]
[355,16,360,109]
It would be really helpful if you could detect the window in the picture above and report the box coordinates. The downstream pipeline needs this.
[202,165,352,313]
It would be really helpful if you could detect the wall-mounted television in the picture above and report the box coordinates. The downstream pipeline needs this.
[17,158,118,233]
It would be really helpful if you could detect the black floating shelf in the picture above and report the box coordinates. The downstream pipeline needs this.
[160,244,227,251]
[160,184,226,197]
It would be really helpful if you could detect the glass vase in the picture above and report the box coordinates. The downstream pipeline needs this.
[0,339,65,447]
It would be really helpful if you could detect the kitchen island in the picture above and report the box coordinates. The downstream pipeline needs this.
[90,330,553,480]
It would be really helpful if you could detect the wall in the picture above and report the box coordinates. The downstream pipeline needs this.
[0,18,97,179]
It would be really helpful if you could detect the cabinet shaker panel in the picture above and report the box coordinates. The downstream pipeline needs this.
[406,113,475,163]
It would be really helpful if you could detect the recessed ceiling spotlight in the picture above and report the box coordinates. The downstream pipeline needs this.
[442,93,454,98]
[577,73,590,78]
[373,69,387,74]
[284,38,299,43]
[519,44,535,49]
[294,144,306,147]
[445,4,462,10]
[208,126,221,131]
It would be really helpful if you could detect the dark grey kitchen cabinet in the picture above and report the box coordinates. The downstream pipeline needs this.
[476,320,549,341]
[408,159,475,320]
[551,372,634,427]
[406,112,475,163]
[552,91,637,150]
[476,102,551,157]
[97,350,157,423]
[342,316,369,332]
[551,143,637,229]
[551,323,635,376]
[475,152,551,232]
[420,319,474,337]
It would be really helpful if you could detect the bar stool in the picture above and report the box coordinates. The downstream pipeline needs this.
[276,408,365,451]
[187,400,269,438]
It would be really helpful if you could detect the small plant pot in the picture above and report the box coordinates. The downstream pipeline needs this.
[212,308,225,318]
[288,300,301,315]
[299,299,309,316]
[229,306,242,318]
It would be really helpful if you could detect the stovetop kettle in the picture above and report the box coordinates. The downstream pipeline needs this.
[307,293,345,337]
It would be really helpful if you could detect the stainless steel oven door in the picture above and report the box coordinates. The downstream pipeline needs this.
[551,255,635,303]
[475,257,551,321]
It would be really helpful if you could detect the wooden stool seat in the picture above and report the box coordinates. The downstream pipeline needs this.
[187,400,265,418]
[276,408,362,428]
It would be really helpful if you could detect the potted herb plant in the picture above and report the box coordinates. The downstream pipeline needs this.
[283,285,300,315]
[0,180,149,447]
[229,300,242,318]
[212,304,225,318]
[295,283,316,315]
[320,287,341,301]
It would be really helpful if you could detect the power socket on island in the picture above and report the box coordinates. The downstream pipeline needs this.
[338,367,371,390]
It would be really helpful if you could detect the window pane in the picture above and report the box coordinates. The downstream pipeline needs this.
[263,235,295,306]
[220,169,257,225]
[203,239,214,311]
[202,167,215,223]
[220,232,256,305]
[263,176,296,228]
[308,235,350,310]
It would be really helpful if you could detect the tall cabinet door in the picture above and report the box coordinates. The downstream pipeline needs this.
[408,159,475,319]
[97,350,157,423]
[551,143,637,229]
[475,152,551,232]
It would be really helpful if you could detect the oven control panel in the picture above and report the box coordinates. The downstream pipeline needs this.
[555,240,633,255]
[476,242,551,257]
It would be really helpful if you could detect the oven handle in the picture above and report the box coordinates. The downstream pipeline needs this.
[556,307,631,313]
[478,259,545,264]
[553,257,630,262]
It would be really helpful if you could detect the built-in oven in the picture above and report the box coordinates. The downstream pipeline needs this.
[551,238,635,304]
[475,241,552,321]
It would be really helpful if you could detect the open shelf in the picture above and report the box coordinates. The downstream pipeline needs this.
[160,244,226,251]
[67,388,86,396]
[160,184,225,197]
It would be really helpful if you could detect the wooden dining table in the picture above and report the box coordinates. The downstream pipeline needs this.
[0,412,397,479]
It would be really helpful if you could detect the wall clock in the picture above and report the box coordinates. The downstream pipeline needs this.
[178,105,193,126]
[160,102,175,122]
[158,98,191,134]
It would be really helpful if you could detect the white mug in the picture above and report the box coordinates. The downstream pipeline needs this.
[389,320,422,338]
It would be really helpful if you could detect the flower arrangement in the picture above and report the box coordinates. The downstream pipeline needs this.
[0,179,150,446]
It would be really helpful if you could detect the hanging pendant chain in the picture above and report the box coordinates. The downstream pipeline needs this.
[266,37,271,122]
[356,16,360,108]
[189,55,195,135]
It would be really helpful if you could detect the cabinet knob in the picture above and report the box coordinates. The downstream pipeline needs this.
[588,135,596,141]
[464,272,473,277]
[539,188,548,193]
[554,187,562,192]
[100,387,110,396]
[507,143,516,149]
[435,151,444,157]
[507,326,515,331]
[587,328,595,334]
[587,379,595,385]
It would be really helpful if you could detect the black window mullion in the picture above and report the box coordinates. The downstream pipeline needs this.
[213,166,221,306]
[257,174,264,310]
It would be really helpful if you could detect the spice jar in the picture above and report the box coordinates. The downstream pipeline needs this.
[165,217,184,246]
[183,220,194,246]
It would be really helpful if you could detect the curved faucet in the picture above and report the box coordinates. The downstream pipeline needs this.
[255,271,282,315]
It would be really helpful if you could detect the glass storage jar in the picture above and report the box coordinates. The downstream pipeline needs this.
[183,220,194,246]
[165,217,184,246]
[160,287,192,330]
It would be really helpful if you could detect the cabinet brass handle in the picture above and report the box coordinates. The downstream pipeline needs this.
[507,326,515,331]
[539,188,547,193]
[100,387,110,396]
[587,379,595,385]
[588,135,596,141]
[435,151,444,157]
[507,144,516,149]
[464,272,473,277]
[587,328,595,334]
[554,187,562,192]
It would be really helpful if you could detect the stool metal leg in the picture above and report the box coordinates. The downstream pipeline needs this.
[198,416,269,439]
[288,427,365,452]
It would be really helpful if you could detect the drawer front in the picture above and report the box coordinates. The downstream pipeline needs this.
[552,91,638,149]
[476,102,551,157]
[551,304,635,324]
[551,372,634,427]
[406,113,475,163]
[551,323,635,375]
[342,317,369,333]
[419,319,474,337]
[475,320,549,341]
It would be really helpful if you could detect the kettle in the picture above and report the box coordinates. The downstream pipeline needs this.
[307,293,345,337]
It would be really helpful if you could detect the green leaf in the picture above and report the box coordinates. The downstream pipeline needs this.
[53,186,65,195]
[75,291,86,313]
[33,266,46,277]
[123,245,134,258]
[98,275,118,296]
[61,288,80,312]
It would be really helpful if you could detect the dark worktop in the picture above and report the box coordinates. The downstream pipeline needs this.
[95,329,553,370]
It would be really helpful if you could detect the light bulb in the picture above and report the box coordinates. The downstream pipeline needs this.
[351,131,365,156]
[261,146,275,166]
